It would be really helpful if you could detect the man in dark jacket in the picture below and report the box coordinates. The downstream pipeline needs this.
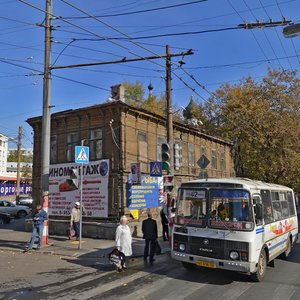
[160,208,169,241]
[142,212,158,263]
[25,204,48,251]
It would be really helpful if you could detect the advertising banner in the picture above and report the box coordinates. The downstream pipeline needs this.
[128,175,164,210]
[48,159,109,218]
[0,184,32,196]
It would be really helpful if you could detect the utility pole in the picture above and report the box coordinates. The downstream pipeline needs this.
[16,126,22,200]
[166,45,174,176]
[41,0,52,197]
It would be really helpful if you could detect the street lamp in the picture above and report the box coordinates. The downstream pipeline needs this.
[283,23,300,38]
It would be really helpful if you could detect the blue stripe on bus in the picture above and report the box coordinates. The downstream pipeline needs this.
[256,228,264,234]
[269,238,287,252]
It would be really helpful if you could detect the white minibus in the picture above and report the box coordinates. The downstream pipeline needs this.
[171,178,298,281]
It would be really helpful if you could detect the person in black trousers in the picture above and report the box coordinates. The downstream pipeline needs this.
[160,208,169,241]
[142,212,158,263]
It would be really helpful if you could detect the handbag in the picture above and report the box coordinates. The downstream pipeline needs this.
[109,248,125,268]
[155,240,162,255]
[68,226,76,239]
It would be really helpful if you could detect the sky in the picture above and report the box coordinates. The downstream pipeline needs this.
[1,0,300,148]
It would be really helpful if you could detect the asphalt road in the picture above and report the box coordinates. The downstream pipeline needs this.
[1,218,300,300]
[1,240,300,300]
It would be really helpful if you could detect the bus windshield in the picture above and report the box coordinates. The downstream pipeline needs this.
[176,188,207,227]
[209,189,253,230]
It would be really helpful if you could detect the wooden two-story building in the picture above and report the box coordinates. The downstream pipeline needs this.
[27,85,234,235]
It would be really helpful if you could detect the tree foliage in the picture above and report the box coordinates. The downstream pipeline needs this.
[7,150,33,163]
[123,81,167,117]
[202,69,300,190]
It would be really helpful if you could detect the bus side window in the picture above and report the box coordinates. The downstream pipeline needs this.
[272,202,282,221]
[261,190,274,224]
[287,192,296,216]
[280,192,289,218]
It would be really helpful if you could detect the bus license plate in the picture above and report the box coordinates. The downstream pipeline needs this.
[196,260,216,268]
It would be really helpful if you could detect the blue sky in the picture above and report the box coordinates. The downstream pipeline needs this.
[1,0,300,147]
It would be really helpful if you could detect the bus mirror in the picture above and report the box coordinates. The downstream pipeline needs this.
[254,203,263,220]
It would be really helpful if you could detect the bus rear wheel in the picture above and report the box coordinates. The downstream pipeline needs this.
[251,249,267,282]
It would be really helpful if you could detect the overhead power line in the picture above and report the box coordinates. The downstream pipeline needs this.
[62,0,208,19]
[64,26,243,42]
[185,54,300,69]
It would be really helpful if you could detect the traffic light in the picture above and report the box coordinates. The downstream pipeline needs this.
[161,143,170,171]
[163,175,174,192]
[68,168,79,189]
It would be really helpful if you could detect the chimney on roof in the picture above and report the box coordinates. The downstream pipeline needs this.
[111,84,125,102]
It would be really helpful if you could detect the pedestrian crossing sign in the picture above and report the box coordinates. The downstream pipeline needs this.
[150,161,162,177]
[75,146,89,164]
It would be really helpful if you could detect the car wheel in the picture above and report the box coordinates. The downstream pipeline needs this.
[17,210,27,218]
[251,249,267,282]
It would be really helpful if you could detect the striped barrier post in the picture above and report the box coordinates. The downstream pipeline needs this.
[42,193,49,245]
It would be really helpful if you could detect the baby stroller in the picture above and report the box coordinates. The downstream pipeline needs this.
[109,248,126,272]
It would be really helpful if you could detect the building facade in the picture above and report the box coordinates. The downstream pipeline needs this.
[27,98,235,220]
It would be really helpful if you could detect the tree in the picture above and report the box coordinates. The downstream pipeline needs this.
[123,81,145,106]
[7,150,33,163]
[203,69,300,190]
[123,81,168,117]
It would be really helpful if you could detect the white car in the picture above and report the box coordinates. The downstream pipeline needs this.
[0,200,31,218]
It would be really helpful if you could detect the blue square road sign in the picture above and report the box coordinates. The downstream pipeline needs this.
[75,146,89,164]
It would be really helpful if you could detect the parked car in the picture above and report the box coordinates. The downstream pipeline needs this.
[16,196,33,207]
[0,212,11,224]
[0,200,31,218]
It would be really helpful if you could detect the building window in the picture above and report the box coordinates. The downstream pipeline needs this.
[201,145,207,156]
[89,128,103,161]
[221,151,226,171]
[188,143,195,167]
[138,132,148,165]
[211,149,217,169]
[50,135,57,164]
[66,132,79,162]
[157,136,165,161]
[174,141,182,170]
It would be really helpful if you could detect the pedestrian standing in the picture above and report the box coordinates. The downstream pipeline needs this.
[160,208,169,241]
[142,212,158,263]
[70,201,82,241]
[115,215,132,270]
[25,204,48,251]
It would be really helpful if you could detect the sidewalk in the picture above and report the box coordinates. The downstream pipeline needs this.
[0,226,171,261]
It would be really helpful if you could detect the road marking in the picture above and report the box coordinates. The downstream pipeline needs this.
[272,284,296,300]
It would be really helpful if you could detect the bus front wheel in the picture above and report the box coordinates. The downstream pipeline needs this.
[251,249,267,282]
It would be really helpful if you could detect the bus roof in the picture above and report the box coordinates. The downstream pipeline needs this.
[180,177,293,192]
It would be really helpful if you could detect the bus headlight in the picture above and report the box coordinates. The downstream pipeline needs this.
[179,243,186,252]
[230,251,239,260]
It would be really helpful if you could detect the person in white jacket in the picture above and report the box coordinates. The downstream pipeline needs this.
[115,215,132,269]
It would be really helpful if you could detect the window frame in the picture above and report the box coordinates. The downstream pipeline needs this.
[89,128,103,161]
[188,143,195,167]
[66,132,79,162]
